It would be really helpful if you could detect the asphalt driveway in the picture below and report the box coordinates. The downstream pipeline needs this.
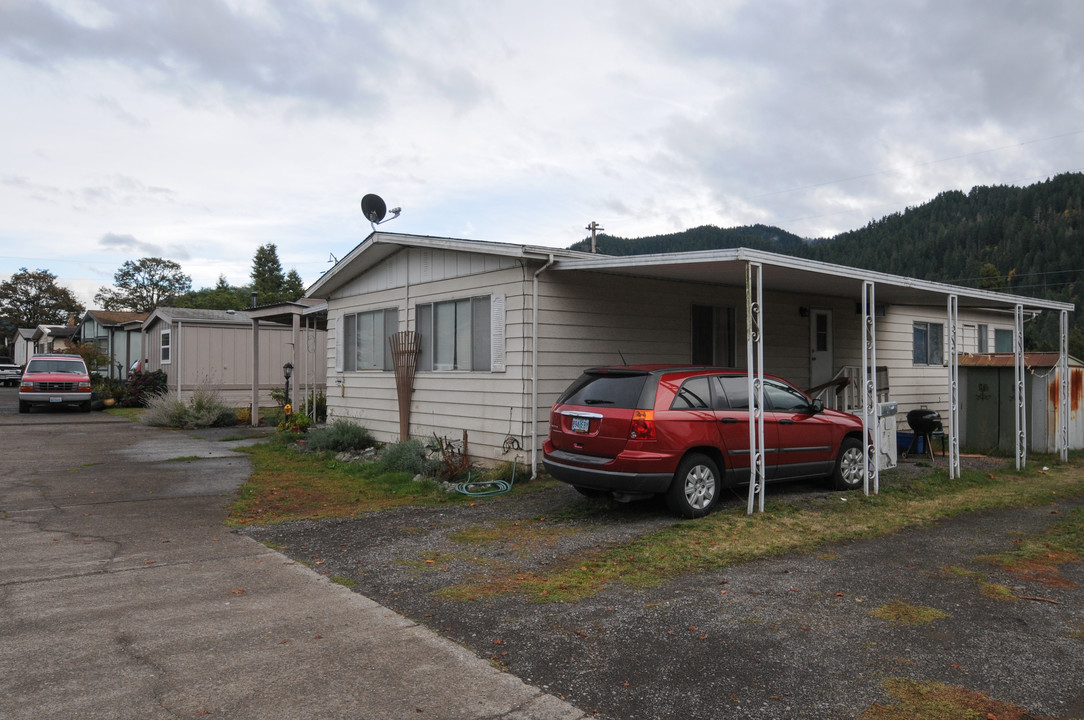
[0,390,586,720]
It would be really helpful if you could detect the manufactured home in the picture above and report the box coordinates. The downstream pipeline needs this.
[307,233,1075,481]
[141,307,327,406]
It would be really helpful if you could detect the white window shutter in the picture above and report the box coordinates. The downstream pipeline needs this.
[490,294,505,372]
[335,314,344,372]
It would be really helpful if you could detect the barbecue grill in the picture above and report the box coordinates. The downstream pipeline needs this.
[904,409,943,460]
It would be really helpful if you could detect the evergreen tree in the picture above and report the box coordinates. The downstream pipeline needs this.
[251,243,285,304]
[250,243,305,304]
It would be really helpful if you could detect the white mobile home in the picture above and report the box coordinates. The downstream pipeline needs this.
[307,233,1074,476]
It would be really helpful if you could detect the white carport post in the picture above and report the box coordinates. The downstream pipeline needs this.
[1014,304,1027,470]
[745,261,766,515]
[947,295,961,479]
[251,318,260,427]
[1059,309,1070,462]
[861,281,879,495]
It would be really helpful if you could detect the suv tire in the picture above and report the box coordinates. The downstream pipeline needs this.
[666,453,720,518]
[831,437,866,490]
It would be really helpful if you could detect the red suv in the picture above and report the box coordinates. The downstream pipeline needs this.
[542,365,866,517]
[18,354,93,414]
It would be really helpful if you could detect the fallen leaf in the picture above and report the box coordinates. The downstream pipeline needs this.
[230,588,245,595]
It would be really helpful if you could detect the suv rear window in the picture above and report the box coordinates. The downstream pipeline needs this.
[556,370,652,409]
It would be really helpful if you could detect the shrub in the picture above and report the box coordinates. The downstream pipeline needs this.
[379,439,441,476]
[278,411,314,434]
[142,392,190,428]
[305,419,376,453]
[124,369,169,408]
[188,387,237,427]
[142,387,237,429]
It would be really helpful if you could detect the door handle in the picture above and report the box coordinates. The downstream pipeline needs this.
[719,417,740,423]
[779,419,795,425]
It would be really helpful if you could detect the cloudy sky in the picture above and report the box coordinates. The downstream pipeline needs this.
[2,0,1083,305]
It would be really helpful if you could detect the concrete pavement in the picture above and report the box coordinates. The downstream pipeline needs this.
[0,405,587,720]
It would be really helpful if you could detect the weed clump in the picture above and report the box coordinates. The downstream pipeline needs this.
[142,387,237,428]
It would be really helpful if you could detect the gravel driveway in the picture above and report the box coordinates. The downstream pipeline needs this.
[241,457,1084,720]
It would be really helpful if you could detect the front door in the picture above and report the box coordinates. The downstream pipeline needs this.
[810,308,833,387]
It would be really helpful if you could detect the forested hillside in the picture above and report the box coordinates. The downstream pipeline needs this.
[573,172,1084,354]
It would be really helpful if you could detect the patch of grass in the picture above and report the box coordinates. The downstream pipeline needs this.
[440,461,1084,602]
[103,406,144,421]
[225,441,466,526]
[941,566,1017,602]
[976,507,1084,587]
[329,576,357,588]
[218,435,249,442]
[859,678,1058,720]
[868,600,949,626]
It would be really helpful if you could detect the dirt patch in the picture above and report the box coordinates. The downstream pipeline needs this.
[240,456,1084,720]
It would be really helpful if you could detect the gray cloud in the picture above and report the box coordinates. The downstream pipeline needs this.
[0,0,491,114]
[98,232,190,261]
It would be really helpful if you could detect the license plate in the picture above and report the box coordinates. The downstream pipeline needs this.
[50,396,63,403]
[571,416,590,433]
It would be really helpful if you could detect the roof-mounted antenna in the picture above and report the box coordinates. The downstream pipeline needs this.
[361,193,402,231]
[618,349,627,366]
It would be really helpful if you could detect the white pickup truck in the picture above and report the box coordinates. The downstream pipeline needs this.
[0,358,21,387]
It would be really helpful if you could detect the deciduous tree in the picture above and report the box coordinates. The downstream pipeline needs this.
[0,267,85,328]
[95,258,192,312]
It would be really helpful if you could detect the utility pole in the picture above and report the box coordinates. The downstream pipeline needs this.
[586,221,604,253]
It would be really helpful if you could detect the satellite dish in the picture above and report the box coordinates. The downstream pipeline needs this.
[361,194,387,223]
[360,193,403,230]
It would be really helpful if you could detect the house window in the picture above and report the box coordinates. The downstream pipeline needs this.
[691,305,734,366]
[417,295,492,371]
[913,322,943,366]
[343,308,398,371]
[160,330,171,364]
[977,324,989,353]
[994,328,1014,353]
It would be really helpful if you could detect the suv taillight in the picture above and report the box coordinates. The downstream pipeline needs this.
[629,409,655,441]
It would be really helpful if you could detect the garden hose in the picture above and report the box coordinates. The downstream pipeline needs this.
[454,457,518,497]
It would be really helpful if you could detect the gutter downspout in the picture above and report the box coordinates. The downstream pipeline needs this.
[531,254,555,478]
[176,321,182,396]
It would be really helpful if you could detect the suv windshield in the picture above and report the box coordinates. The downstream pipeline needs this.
[557,371,651,408]
[26,359,86,374]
